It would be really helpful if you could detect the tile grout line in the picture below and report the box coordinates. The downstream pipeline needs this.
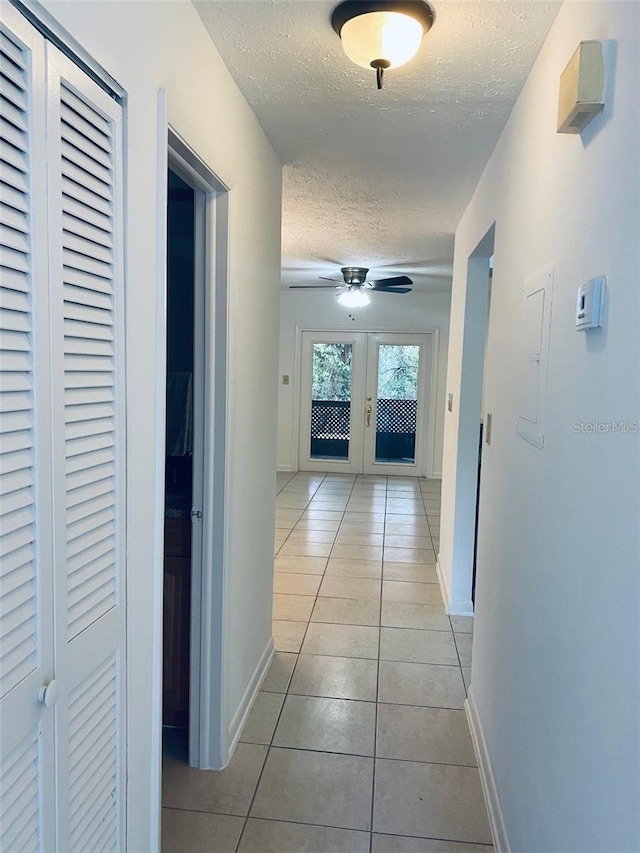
[167,476,495,851]
[368,477,389,852]
[235,473,358,852]
[236,473,331,853]
[290,474,358,661]
[282,474,380,850]
[244,474,468,851]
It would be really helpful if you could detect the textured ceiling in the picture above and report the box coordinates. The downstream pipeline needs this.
[195,0,560,291]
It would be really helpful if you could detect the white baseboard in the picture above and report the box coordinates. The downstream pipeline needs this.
[227,637,275,758]
[465,690,510,853]
[447,598,475,616]
[435,558,474,615]
[276,464,295,472]
[435,558,451,610]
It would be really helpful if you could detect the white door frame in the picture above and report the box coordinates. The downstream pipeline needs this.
[295,326,440,478]
[161,125,231,769]
[439,225,494,615]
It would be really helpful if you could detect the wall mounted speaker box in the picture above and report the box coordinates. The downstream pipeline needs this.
[557,40,605,134]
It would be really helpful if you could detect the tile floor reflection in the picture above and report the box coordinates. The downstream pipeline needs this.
[162,472,490,852]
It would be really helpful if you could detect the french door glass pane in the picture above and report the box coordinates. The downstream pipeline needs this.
[310,342,353,460]
[375,344,419,464]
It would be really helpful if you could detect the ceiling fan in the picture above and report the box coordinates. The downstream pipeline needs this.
[289,267,413,307]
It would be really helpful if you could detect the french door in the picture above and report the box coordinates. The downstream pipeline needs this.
[298,331,431,476]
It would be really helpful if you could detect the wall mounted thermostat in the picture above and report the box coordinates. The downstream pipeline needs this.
[575,276,605,330]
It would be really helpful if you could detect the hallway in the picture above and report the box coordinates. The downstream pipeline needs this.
[162,472,492,852]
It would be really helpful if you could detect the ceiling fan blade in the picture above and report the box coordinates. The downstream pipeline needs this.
[289,285,343,290]
[319,276,342,282]
[373,286,412,294]
[370,275,413,287]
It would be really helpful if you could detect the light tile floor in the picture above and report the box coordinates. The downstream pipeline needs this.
[162,472,490,853]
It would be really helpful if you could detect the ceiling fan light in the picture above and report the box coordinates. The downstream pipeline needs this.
[337,288,371,308]
[340,11,424,70]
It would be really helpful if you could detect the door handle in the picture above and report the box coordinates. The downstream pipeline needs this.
[365,403,372,427]
[37,680,59,708]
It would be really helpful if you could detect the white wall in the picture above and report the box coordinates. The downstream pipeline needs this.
[441,2,639,850]
[36,1,282,849]
[277,289,451,475]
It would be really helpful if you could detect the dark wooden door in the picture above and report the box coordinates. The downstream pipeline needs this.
[163,518,191,727]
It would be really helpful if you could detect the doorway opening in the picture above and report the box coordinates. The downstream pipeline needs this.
[159,128,230,774]
[472,255,493,604]
[444,225,495,614]
[162,170,195,748]
[298,331,434,476]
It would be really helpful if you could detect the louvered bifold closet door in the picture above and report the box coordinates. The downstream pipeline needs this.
[45,45,126,853]
[0,11,56,853]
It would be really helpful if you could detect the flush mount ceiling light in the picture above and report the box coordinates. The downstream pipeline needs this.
[331,0,435,89]
[337,287,371,308]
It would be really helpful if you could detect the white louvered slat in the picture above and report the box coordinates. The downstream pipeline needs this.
[63,230,113,267]
[0,133,28,174]
[1,95,27,135]
[0,728,41,853]
[0,21,39,704]
[61,107,110,157]
[66,459,113,493]
[65,318,114,343]
[0,370,31,394]
[67,505,114,544]
[0,267,29,299]
[0,34,26,75]
[65,431,114,461]
[3,16,128,853]
[62,193,112,234]
[63,211,113,251]
[1,12,54,834]
[61,85,110,137]
[0,70,28,109]
[65,444,113,474]
[1,194,29,232]
[61,137,112,186]
[0,390,32,417]
[61,178,112,219]
[62,158,112,205]
[39,44,126,853]
[56,80,119,643]
[65,384,114,406]
[63,246,112,280]
[1,542,34,581]
[64,369,113,388]
[0,463,33,495]
[67,655,118,852]
[60,125,111,175]
[66,492,114,528]
[0,115,27,152]
[0,227,29,259]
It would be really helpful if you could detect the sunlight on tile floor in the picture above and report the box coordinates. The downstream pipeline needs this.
[162,472,491,853]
